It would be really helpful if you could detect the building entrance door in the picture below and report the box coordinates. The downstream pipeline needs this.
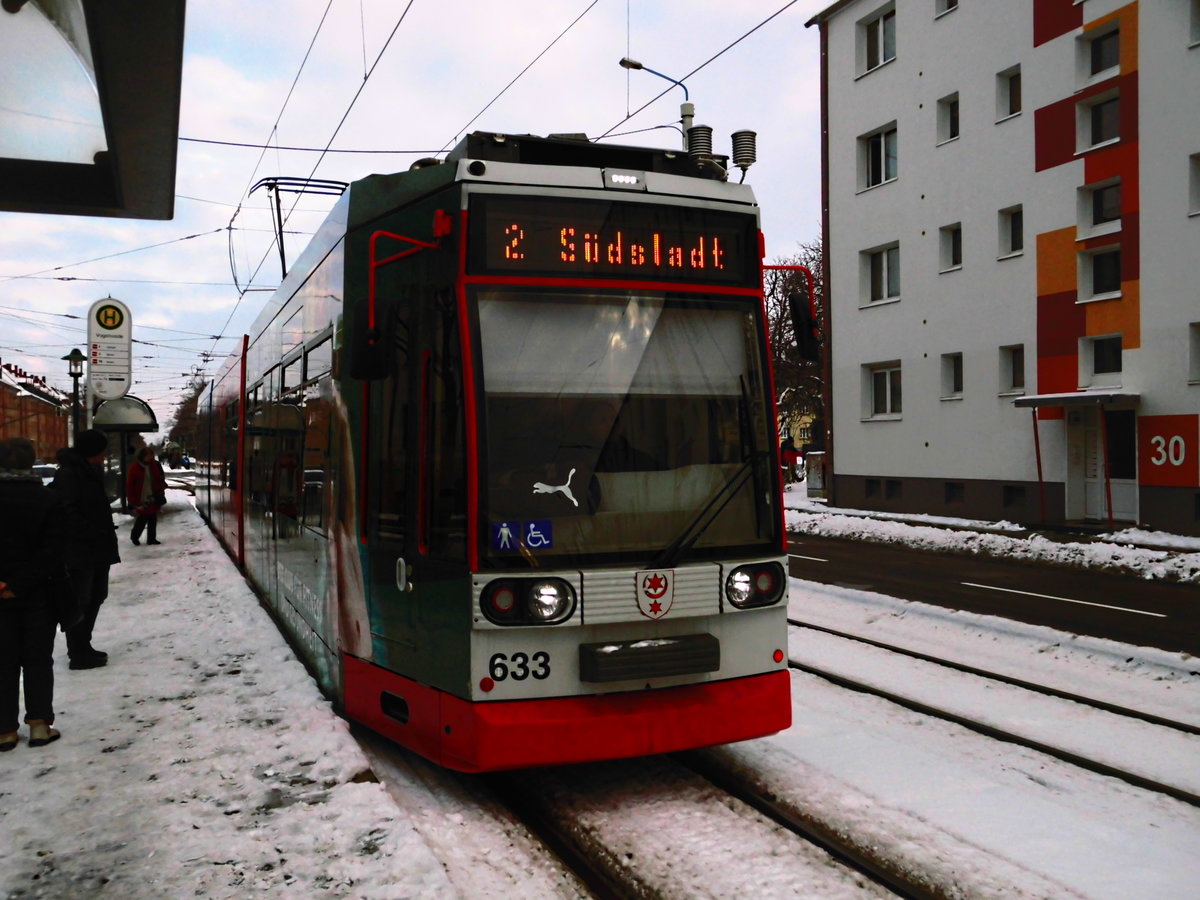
[1083,407,1137,522]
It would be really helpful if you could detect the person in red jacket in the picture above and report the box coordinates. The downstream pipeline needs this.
[126,447,167,546]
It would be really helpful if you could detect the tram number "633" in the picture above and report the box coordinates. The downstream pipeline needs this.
[489,651,551,682]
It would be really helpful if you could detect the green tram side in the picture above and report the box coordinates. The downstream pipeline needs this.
[197,132,791,771]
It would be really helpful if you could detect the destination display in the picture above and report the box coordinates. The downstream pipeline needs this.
[468,195,758,286]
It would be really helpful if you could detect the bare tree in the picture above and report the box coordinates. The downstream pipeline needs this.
[764,238,825,450]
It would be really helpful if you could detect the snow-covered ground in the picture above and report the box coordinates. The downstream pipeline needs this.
[784,482,1200,582]
[1,482,1196,898]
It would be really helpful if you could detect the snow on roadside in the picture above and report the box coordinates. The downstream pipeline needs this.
[783,487,1200,583]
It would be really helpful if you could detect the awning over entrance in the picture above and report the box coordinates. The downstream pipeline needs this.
[1013,391,1141,408]
[93,395,158,431]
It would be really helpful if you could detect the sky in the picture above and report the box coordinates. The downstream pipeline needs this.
[1,479,1197,898]
[0,0,827,429]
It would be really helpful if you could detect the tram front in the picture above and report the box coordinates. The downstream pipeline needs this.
[456,187,792,769]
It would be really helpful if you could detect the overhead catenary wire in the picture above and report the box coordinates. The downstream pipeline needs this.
[215,1,419,371]
[437,0,601,154]
[598,0,805,141]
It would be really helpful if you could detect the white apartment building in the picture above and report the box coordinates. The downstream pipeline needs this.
[806,0,1200,536]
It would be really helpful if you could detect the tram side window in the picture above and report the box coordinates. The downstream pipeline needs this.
[427,292,466,560]
[302,378,332,533]
[224,399,239,490]
[372,296,412,544]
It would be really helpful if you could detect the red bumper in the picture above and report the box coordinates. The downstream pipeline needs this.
[343,655,792,772]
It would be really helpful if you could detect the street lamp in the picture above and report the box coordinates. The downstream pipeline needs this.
[619,57,693,149]
[62,347,85,442]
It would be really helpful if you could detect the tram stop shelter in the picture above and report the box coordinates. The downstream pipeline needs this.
[0,0,186,220]
[94,395,159,511]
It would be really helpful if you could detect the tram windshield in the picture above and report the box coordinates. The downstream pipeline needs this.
[477,289,777,567]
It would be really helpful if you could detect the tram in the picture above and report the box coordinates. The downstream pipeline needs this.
[196,131,791,772]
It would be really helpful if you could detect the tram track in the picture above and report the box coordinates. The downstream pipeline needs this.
[789,618,1200,736]
[788,619,1200,807]
[365,729,918,898]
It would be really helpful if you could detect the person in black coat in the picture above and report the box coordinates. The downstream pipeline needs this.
[0,437,70,749]
[49,429,121,670]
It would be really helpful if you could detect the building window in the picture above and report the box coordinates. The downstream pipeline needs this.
[1089,28,1119,77]
[1093,248,1121,294]
[1000,344,1025,393]
[1188,322,1200,383]
[938,93,960,143]
[865,478,880,498]
[1190,153,1200,215]
[936,0,958,16]
[1083,334,1122,386]
[860,124,898,188]
[1003,485,1026,509]
[944,482,965,504]
[1078,179,1121,237]
[1079,93,1120,150]
[1080,246,1121,299]
[865,362,903,417]
[1092,181,1121,225]
[939,223,962,271]
[862,244,901,303]
[941,352,964,398]
[997,66,1021,119]
[885,479,903,500]
[1192,0,1200,46]
[861,6,896,74]
[999,205,1023,256]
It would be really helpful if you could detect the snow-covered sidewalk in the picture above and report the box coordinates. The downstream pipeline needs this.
[0,495,455,898]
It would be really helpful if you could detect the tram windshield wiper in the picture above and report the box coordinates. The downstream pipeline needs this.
[649,451,765,570]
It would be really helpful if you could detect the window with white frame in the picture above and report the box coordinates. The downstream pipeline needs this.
[865,362,903,417]
[1078,179,1121,238]
[940,352,964,398]
[862,243,901,304]
[860,124,898,189]
[1080,246,1121,300]
[1079,92,1120,151]
[1000,344,1025,393]
[938,92,960,143]
[999,205,1024,257]
[939,223,963,270]
[1190,153,1200,215]
[1082,334,1122,387]
[1080,25,1120,81]
[1189,322,1200,383]
[860,6,896,74]
[996,66,1021,119]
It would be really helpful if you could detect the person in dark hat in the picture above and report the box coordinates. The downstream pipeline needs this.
[0,437,70,749]
[49,429,121,670]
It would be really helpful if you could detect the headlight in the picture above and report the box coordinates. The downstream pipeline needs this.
[480,578,576,625]
[527,579,573,621]
[725,562,785,609]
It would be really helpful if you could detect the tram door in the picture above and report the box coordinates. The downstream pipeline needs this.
[367,286,418,671]
[366,282,469,683]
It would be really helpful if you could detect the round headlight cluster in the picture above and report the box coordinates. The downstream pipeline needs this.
[724,562,785,609]
[481,578,576,625]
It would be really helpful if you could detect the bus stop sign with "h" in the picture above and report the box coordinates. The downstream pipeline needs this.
[87,297,132,400]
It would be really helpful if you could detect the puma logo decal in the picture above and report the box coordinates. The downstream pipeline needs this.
[532,468,578,507]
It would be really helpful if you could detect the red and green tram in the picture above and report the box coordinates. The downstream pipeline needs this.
[197,131,791,772]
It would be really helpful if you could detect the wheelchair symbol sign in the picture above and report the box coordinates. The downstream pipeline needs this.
[525,520,552,548]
